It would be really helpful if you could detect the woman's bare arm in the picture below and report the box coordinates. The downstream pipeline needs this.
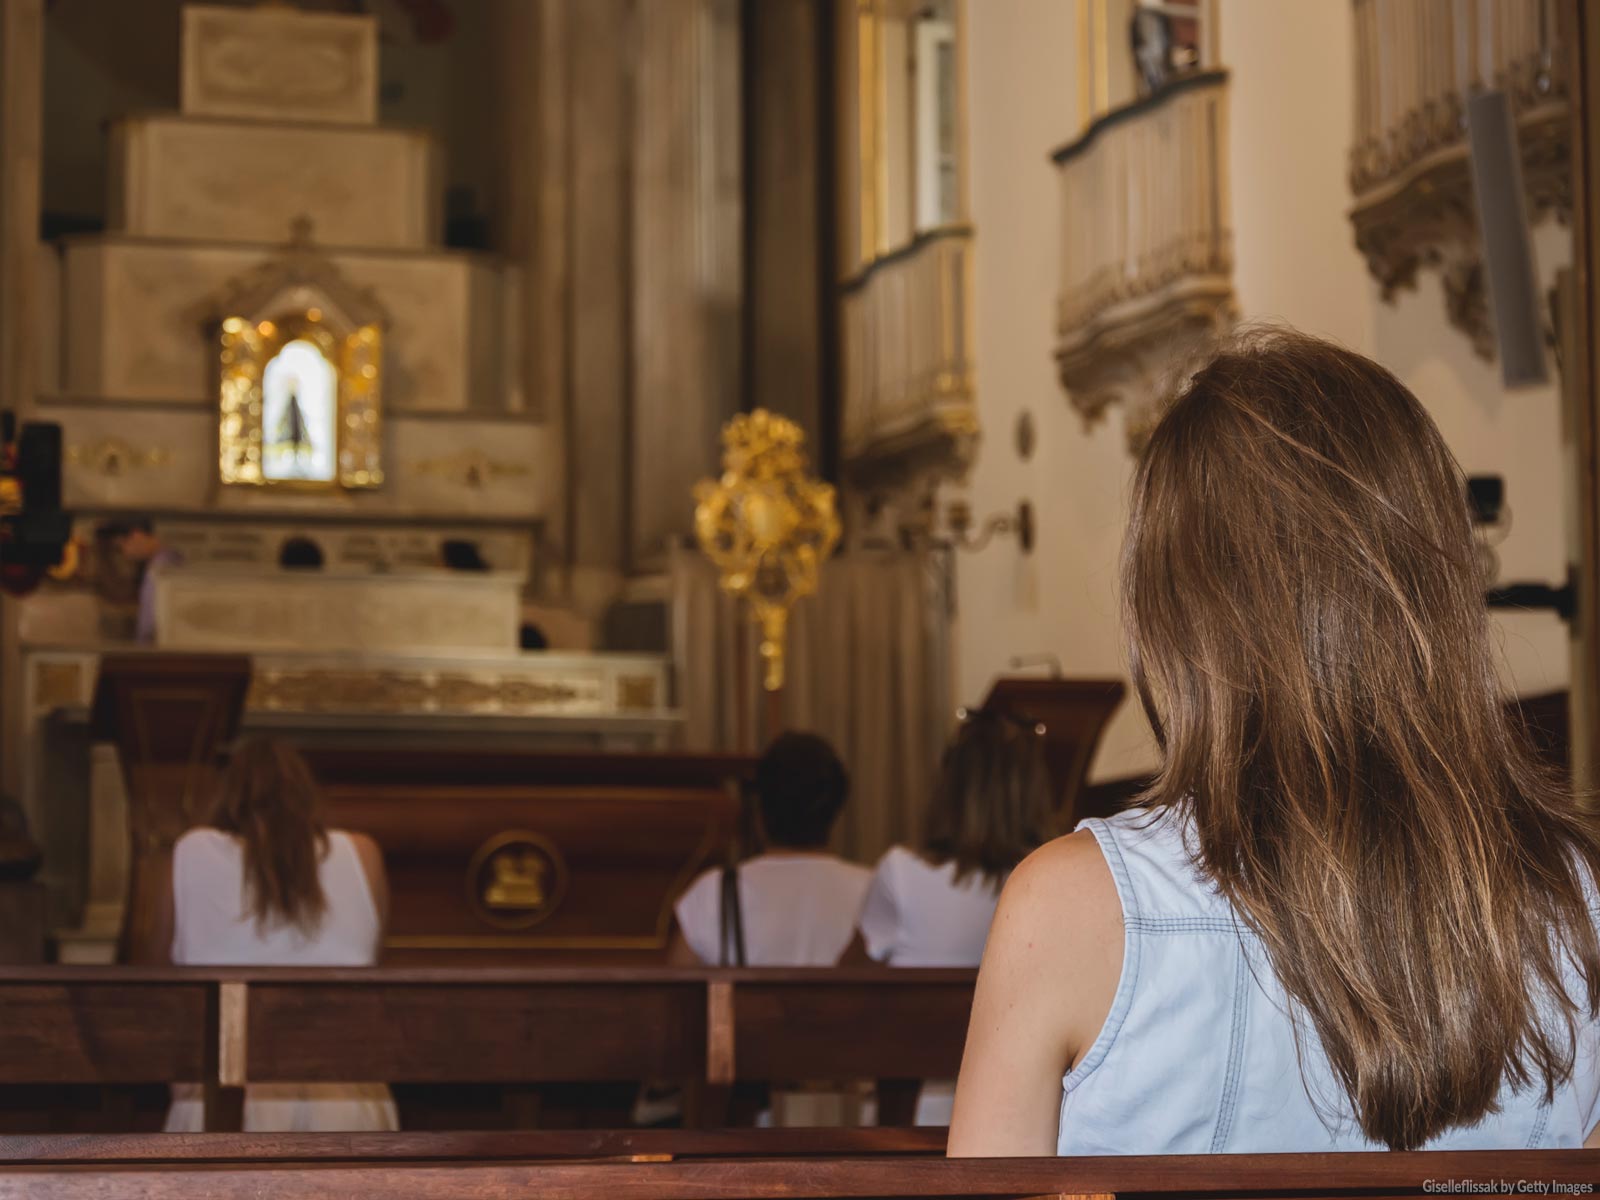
[946,830,1123,1157]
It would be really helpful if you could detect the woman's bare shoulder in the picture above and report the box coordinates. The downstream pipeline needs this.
[983,830,1124,1062]
[1006,828,1120,916]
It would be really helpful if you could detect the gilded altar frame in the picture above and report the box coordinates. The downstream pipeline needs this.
[204,220,388,491]
[218,309,383,490]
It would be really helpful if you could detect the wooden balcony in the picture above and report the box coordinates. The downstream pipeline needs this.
[1349,0,1568,358]
[839,225,977,492]
[1052,70,1235,451]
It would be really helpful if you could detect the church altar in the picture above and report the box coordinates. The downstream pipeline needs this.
[8,2,763,965]
[154,566,527,653]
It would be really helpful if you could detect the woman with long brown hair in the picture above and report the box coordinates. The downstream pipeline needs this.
[857,706,1056,970]
[949,330,1600,1154]
[158,737,395,1131]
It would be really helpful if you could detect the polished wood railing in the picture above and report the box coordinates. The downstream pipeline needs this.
[839,225,977,491]
[1051,71,1234,451]
[1,1144,1596,1198]
[1349,0,1568,357]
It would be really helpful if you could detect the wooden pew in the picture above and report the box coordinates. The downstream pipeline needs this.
[0,1127,946,1162]
[0,972,235,1131]
[0,1146,1595,1199]
[0,967,975,1130]
[300,748,752,963]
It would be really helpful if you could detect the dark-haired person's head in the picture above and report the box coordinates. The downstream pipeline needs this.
[96,516,159,564]
[755,731,849,850]
[922,706,1056,885]
[440,539,489,571]
[278,536,324,570]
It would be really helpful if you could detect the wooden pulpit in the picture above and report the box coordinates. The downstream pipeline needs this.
[981,676,1126,824]
[90,653,252,963]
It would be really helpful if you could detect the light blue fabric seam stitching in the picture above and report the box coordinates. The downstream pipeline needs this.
[1127,916,1240,935]
[1209,947,1250,1152]
[1062,818,1143,1093]
[1526,1102,1550,1149]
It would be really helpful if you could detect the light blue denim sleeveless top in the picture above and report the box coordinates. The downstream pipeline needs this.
[1058,805,1600,1155]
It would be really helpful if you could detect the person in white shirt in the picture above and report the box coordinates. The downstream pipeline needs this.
[855,706,1056,1123]
[673,732,869,967]
[153,737,396,1132]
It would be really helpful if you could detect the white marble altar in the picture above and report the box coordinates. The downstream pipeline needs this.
[61,238,508,409]
[181,4,379,126]
[153,568,524,653]
[109,115,438,249]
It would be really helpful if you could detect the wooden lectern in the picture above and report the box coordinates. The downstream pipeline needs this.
[980,676,1126,824]
[90,654,252,963]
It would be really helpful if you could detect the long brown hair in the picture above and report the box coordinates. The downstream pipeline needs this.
[1123,328,1600,1150]
[922,707,1056,885]
[208,737,328,932]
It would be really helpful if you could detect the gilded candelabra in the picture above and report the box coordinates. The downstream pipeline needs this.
[693,410,841,692]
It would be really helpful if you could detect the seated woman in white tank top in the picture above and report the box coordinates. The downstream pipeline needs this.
[949,331,1600,1156]
[853,707,1055,1123]
[858,707,1055,969]
[155,737,397,1132]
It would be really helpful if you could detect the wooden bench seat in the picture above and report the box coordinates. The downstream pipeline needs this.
[0,1147,1595,1199]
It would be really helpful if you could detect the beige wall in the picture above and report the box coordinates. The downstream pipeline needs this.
[956,0,1572,783]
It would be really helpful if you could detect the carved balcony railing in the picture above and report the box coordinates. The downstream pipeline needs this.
[1349,0,1567,358]
[1052,70,1235,451]
[840,225,978,492]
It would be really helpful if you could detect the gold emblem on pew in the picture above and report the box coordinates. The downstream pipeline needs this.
[467,831,569,930]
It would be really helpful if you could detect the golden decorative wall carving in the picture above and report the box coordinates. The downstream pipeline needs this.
[1348,0,1568,360]
[66,438,171,479]
[248,669,589,716]
[616,674,660,712]
[411,449,533,490]
[694,410,841,691]
[32,660,86,710]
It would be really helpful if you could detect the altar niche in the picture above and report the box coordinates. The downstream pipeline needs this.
[219,308,383,490]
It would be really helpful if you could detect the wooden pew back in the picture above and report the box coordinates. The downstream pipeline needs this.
[0,977,212,1084]
[0,967,974,1128]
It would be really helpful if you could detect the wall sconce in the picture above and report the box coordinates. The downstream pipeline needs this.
[945,498,1034,554]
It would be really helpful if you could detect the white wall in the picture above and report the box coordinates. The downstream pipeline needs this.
[956,0,1572,783]
[1222,0,1570,703]
[959,0,1152,778]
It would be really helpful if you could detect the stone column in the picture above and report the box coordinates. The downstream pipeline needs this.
[630,0,743,572]
[0,0,45,800]
[745,0,827,456]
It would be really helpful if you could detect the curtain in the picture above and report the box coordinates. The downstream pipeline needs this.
[669,542,951,864]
